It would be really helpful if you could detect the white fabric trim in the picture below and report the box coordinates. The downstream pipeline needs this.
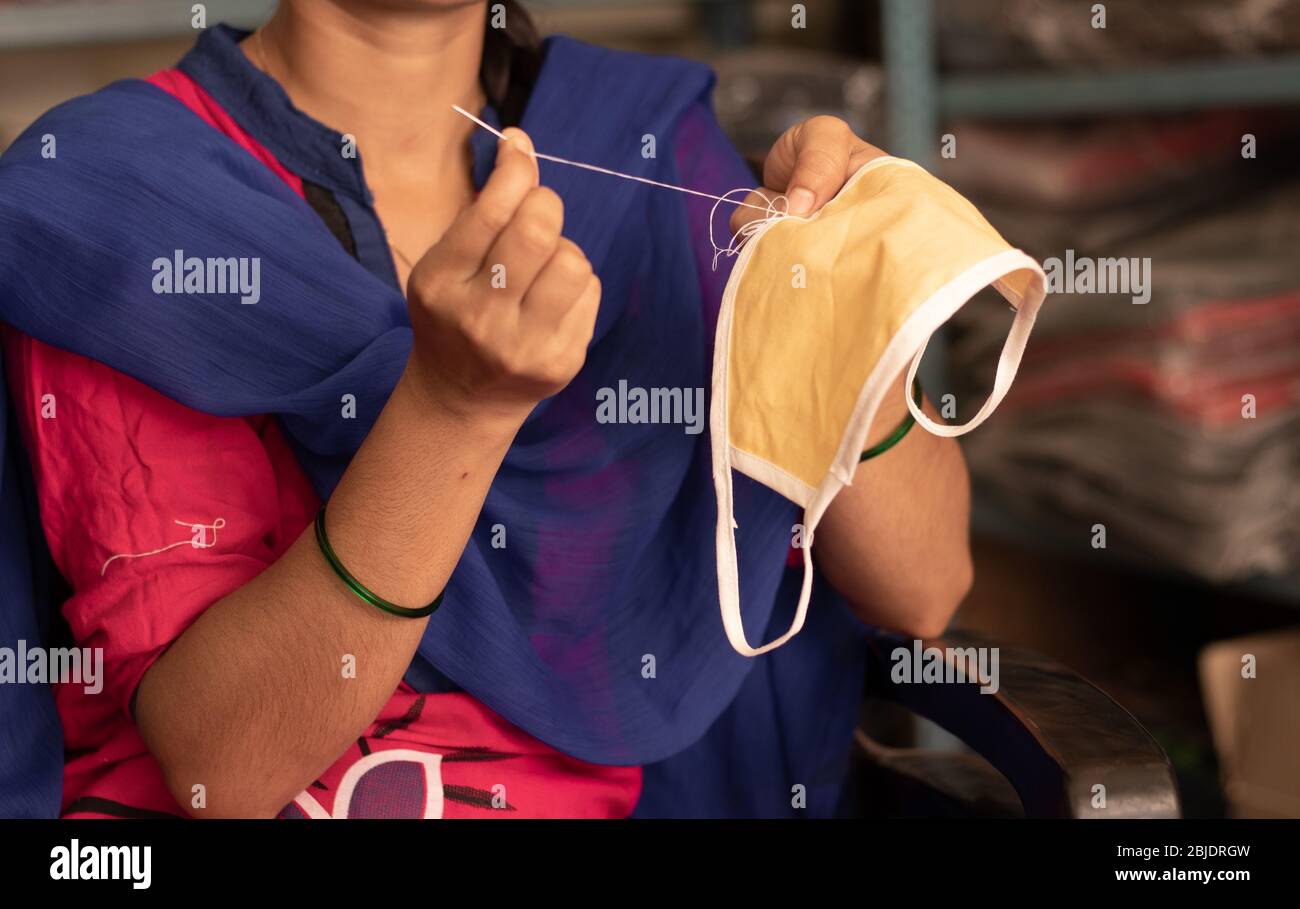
[711,203,813,656]
[903,249,1045,437]
[730,447,817,508]
[831,247,1045,488]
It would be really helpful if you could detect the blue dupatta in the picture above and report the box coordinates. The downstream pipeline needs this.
[0,30,865,818]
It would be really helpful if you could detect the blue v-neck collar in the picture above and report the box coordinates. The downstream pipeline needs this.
[178,24,503,199]
[175,24,505,289]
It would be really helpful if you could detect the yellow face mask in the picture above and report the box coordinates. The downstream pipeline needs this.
[711,156,1047,656]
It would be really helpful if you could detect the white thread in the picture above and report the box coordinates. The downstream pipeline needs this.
[100,518,227,577]
[451,104,784,215]
[707,188,789,271]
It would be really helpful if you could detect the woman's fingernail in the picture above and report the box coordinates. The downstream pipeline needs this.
[496,129,532,161]
[787,187,816,216]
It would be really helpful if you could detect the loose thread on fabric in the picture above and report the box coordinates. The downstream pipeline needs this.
[100,518,227,576]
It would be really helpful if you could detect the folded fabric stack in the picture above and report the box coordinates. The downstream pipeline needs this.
[938,0,1300,70]
[944,118,1300,583]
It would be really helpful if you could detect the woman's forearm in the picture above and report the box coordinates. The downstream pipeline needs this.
[136,120,600,818]
[814,371,974,639]
[135,364,520,818]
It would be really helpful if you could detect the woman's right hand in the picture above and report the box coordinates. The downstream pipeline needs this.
[403,127,601,427]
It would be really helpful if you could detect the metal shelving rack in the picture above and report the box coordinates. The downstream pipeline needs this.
[880,0,1300,605]
[882,0,1300,163]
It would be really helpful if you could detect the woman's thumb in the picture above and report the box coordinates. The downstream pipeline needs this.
[497,127,538,183]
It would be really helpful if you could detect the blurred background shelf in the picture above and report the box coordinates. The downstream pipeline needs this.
[881,0,1300,164]
[0,0,273,49]
[942,56,1300,119]
[971,493,1300,609]
[879,0,1300,619]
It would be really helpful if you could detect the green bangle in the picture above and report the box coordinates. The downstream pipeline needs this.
[314,503,444,619]
[860,377,924,462]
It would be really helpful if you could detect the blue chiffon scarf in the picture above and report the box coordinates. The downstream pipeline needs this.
[0,36,810,814]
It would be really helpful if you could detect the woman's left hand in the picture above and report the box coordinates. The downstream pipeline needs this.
[730,115,886,234]
[731,116,971,641]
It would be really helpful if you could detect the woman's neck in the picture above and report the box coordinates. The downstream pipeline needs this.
[250,0,487,167]
[246,1,491,286]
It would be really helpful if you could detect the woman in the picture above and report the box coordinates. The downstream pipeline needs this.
[0,0,971,818]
